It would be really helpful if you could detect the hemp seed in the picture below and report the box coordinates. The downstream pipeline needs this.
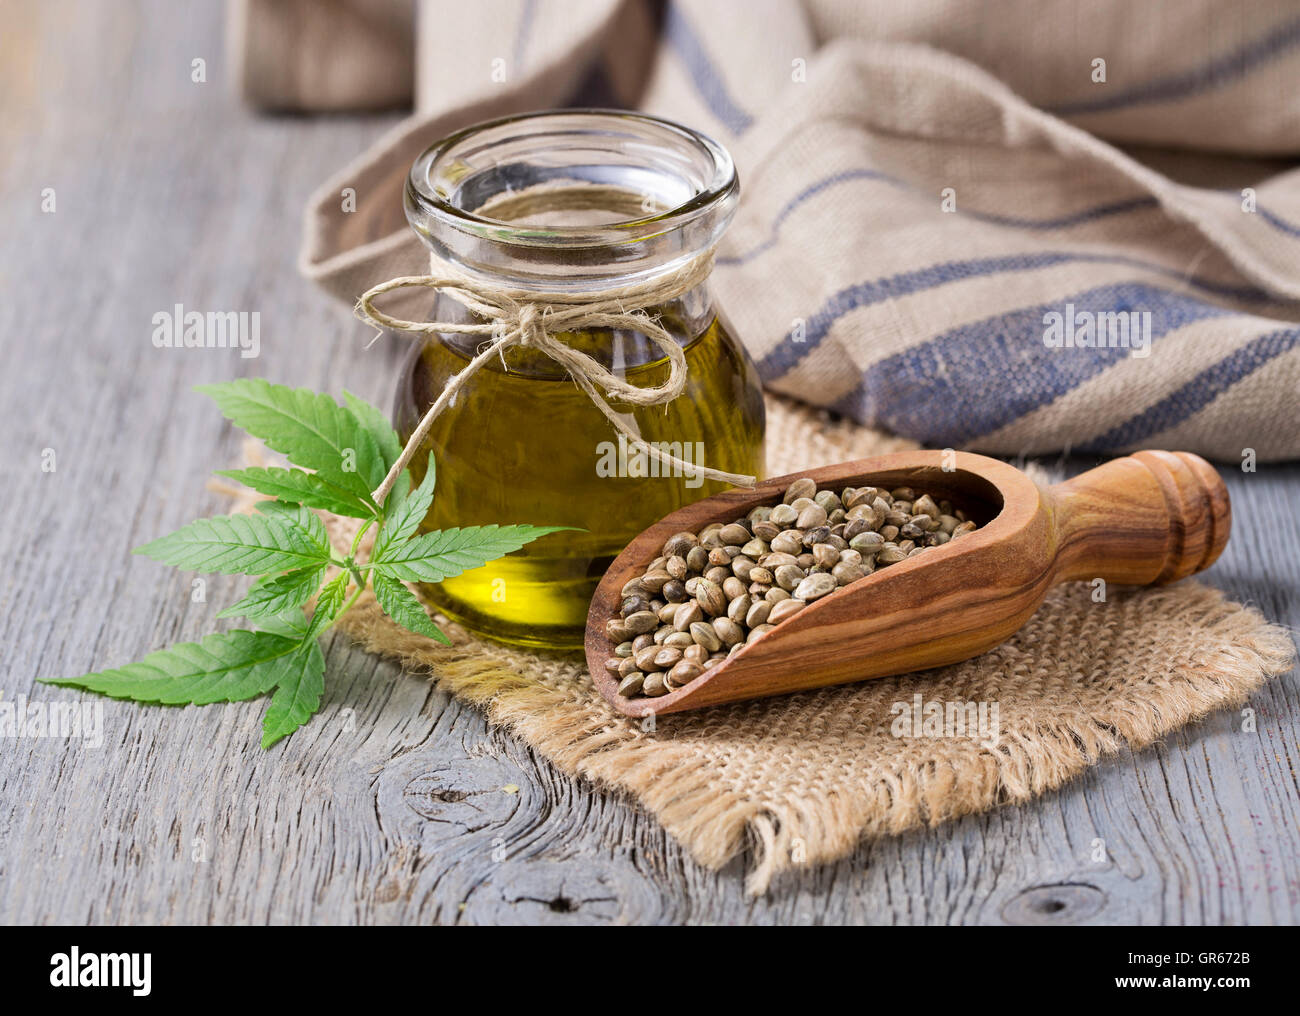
[608,476,978,698]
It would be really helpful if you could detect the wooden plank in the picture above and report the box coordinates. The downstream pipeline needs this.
[0,0,1295,926]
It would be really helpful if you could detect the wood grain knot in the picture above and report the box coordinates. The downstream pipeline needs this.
[459,858,664,925]
[1000,883,1107,925]
[401,758,522,832]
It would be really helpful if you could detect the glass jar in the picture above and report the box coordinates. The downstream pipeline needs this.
[391,110,765,650]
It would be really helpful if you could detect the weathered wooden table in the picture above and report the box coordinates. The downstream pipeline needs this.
[2,1,1296,925]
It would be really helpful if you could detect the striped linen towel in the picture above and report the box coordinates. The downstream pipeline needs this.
[236,0,1300,461]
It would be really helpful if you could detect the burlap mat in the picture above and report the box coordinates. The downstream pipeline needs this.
[234,394,1293,894]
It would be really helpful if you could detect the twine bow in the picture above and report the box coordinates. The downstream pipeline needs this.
[355,251,757,505]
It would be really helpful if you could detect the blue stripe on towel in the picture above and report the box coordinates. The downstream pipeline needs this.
[964,197,1158,230]
[663,1,754,134]
[1051,15,1300,116]
[719,169,1158,266]
[1259,206,1300,238]
[1079,326,1300,451]
[756,251,1273,382]
[512,0,538,71]
[720,169,895,265]
[566,60,623,107]
[828,283,1238,447]
[1215,187,1300,240]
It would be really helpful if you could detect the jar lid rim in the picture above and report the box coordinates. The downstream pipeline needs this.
[405,109,738,249]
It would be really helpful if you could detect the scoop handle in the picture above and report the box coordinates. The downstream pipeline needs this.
[1048,450,1231,585]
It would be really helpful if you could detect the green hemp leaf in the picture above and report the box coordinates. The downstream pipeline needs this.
[42,381,570,750]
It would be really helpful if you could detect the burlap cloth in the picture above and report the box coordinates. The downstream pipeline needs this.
[235,394,1290,895]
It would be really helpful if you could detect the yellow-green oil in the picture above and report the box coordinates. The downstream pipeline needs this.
[393,313,765,649]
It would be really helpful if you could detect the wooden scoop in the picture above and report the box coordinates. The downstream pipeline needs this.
[585,449,1230,717]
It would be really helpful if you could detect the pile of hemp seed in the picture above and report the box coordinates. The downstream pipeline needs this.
[604,476,977,698]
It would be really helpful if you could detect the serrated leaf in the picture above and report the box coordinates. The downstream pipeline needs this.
[342,390,402,469]
[256,504,334,564]
[370,525,570,583]
[254,500,331,549]
[260,639,325,749]
[216,466,374,520]
[198,379,385,499]
[343,391,410,505]
[372,572,451,644]
[41,630,300,705]
[303,570,349,641]
[135,512,332,575]
[257,609,311,639]
[217,564,327,620]
[371,452,437,561]
[390,471,411,506]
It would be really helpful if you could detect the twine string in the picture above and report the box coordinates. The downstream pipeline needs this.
[355,250,757,505]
